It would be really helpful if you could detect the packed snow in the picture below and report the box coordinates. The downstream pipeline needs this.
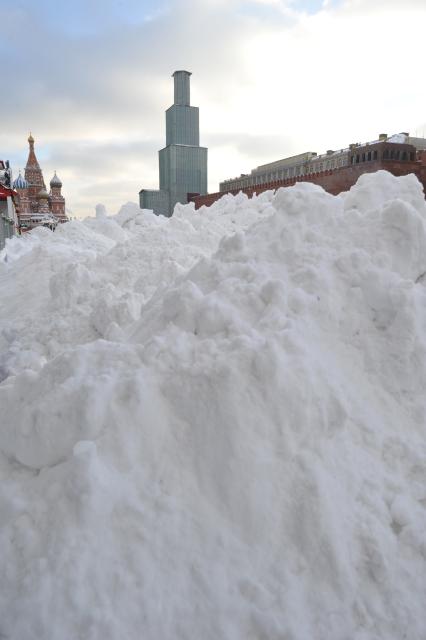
[1,170,426,639]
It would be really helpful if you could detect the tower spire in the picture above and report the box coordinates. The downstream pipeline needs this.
[25,133,45,189]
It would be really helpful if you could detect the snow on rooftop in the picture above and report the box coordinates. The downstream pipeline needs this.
[1,171,426,639]
[387,132,408,144]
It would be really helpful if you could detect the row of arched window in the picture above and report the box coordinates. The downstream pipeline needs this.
[353,150,378,163]
[352,149,415,164]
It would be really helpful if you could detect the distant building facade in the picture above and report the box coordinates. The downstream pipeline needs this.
[13,134,67,231]
[0,159,18,250]
[139,70,208,217]
[191,133,426,208]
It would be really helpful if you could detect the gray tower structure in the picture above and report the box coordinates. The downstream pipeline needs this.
[139,71,208,217]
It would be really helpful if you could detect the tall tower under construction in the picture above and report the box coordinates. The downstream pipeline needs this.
[139,70,208,217]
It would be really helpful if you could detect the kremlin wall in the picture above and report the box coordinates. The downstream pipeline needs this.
[190,133,426,209]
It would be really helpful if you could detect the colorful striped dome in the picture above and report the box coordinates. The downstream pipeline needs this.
[13,172,29,190]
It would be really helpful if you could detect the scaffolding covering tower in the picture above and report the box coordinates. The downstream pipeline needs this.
[139,71,208,217]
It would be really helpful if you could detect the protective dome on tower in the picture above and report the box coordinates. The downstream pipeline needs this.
[50,171,62,188]
[13,171,29,190]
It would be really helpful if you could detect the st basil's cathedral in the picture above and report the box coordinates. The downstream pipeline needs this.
[13,134,67,230]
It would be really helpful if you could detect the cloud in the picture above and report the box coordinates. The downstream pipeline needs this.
[340,0,425,11]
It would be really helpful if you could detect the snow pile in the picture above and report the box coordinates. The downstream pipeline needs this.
[1,171,426,639]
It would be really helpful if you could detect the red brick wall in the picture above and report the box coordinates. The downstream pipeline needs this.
[191,156,426,209]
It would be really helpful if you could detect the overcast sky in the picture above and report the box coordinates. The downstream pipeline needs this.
[1,0,425,217]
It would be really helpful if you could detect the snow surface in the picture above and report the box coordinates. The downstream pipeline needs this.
[1,170,426,639]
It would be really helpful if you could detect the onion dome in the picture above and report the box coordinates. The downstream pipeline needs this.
[50,171,62,188]
[13,171,29,190]
[37,188,49,199]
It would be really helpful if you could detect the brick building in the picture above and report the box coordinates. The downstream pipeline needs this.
[190,133,426,209]
[13,134,67,231]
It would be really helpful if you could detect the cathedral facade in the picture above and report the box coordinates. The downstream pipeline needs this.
[13,134,67,230]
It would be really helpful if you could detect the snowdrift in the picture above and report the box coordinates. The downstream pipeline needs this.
[0,171,426,639]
